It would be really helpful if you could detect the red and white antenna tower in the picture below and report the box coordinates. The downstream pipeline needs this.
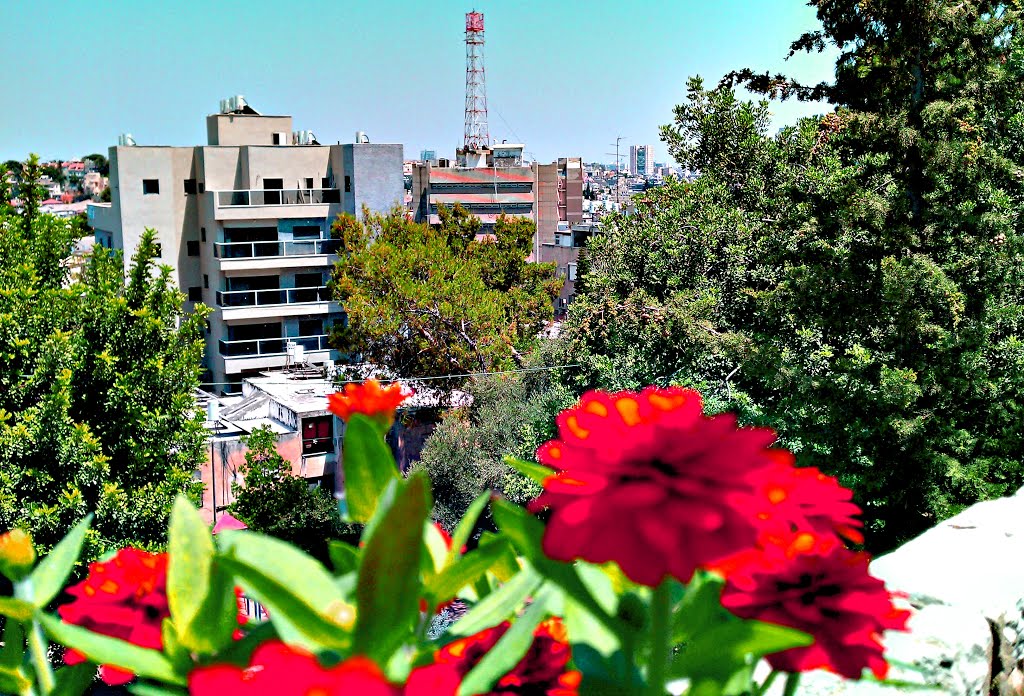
[463,11,489,150]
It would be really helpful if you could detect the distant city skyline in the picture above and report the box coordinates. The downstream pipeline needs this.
[1,0,838,165]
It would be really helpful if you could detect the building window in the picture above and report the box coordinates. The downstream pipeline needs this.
[272,133,282,145]
[304,177,314,189]
[188,286,202,301]
[292,225,321,239]
[142,179,159,195]
[201,227,207,242]
[184,179,197,194]
[302,416,334,455]
[322,177,331,188]
[203,274,209,289]
[344,176,351,193]
[187,240,200,256]
[568,263,578,282]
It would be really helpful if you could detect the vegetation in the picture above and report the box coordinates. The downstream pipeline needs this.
[558,1,1024,550]
[227,427,354,562]
[329,205,560,388]
[0,156,208,556]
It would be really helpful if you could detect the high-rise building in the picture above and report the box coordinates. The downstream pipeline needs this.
[629,144,654,177]
[88,98,404,394]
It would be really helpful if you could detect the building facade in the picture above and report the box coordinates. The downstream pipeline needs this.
[629,144,654,177]
[89,102,404,393]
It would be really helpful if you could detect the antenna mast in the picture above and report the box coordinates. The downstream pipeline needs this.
[463,11,489,150]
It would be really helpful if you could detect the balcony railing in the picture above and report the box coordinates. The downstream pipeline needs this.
[215,188,341,207]
[219,334,330,357]
[215,286,330,308]
[214,239,341,259]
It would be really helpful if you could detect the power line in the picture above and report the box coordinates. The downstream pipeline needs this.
[196,363,582,388]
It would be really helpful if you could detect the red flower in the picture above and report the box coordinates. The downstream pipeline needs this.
[58,548,170,685]
[531,386,783,586]
[745,460,864,544]
[433,617,580,695]
[327,379,409,427]
[719,533,910,680]
[188,641,458,696]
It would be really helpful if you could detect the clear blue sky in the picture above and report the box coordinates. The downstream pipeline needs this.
[1,0,837,165]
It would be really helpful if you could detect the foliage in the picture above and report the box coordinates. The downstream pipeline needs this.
[0,179,208,556]
[0,384,914,696]
[228,426,355,561]
[412,346,576,531]
[560,2,1024,550]
[82,153,110,177]
[329,205,560,388]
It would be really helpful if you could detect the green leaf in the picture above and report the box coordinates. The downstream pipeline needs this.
[670,619,813,681]
[28,514,92,608]
[503,455,555,485]
[478,531,519,582]
[217,531,353,651]
[447,565,541,638]
[51,663,97,696]
[0,597,33,622]
[457,584,551,696]
[167,497,237,654]
[342,413,400,523]
[672,571,728,643]
[0,666,30,696]
[448,491,491,566]
[490,500,628,640]
[128,684,189,696]
[0,620,24,669]
[353,472,430,664]
[425,537,513,609]
[328,541,360,576]
[38,614,185,686]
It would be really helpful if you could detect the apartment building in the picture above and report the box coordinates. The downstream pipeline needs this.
[89,100,404,393]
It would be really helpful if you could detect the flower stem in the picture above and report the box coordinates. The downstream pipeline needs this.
[781,672,801,696]
[27,621,55,695]
[647,579,672,696]
[756,669,780,696]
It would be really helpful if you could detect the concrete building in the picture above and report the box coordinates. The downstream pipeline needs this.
[89,99,404,394]
[629,144,654,177]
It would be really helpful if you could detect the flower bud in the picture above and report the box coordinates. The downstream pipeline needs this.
[0,528,36,580]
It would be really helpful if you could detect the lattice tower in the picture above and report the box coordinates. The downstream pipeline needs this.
[463,11,489,150]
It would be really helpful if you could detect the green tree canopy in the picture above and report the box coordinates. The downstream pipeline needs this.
[560,0,1024,550]
[329,205,559,386]
[0,190,208,555]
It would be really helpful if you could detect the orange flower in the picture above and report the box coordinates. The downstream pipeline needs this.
[328,379,410,427]
[0,528,36,580]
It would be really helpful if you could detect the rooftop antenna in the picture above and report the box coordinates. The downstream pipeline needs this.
[605,136,626,208]
[463,11,489,150]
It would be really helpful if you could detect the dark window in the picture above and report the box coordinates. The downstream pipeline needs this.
[200,227,206,242]
[344,175,351,193]
[295,272,322,288]
[321,177,330,188]
[304,178,314,189]
[292,225,321,239]
[263,178,283,205]
[203,274,209,289]
[187,240,200,256]
[188,286,202,301]
[154,243,162,257]
[299,318,323,336]
[272,133,282,145]
[303,416,334,454]
[142,179,159,194]
[184,179,197,194]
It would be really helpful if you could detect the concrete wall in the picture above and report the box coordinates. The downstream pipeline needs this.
[207,114,293,147]
[344,143,404,217]
[241,146,333,190]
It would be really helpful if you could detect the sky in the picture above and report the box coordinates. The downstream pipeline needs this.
[1,0,838,166]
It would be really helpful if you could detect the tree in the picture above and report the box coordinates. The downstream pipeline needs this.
[0,207,209,555]
[561,2,1024,550]
[82,153,110,177]
[100,185,111,203]
[228,426,353,561]
[329,206,560,387]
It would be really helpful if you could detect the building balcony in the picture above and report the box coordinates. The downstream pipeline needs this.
[215,287,340,321]
[211,188,341,221]
[219,334,331,357]
[214,239,340,271]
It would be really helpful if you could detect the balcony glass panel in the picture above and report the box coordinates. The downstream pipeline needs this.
[215,189,341,208]
[215,287,330,308]
[219,334,329,357]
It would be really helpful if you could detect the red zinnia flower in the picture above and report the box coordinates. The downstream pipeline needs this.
[531,386,784,586]
[328,379,410,427]
[188,641,459,696]
[58,548,170,685]
[433,617,580,695]
[744,460,864,544]
[719,533,910,680]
